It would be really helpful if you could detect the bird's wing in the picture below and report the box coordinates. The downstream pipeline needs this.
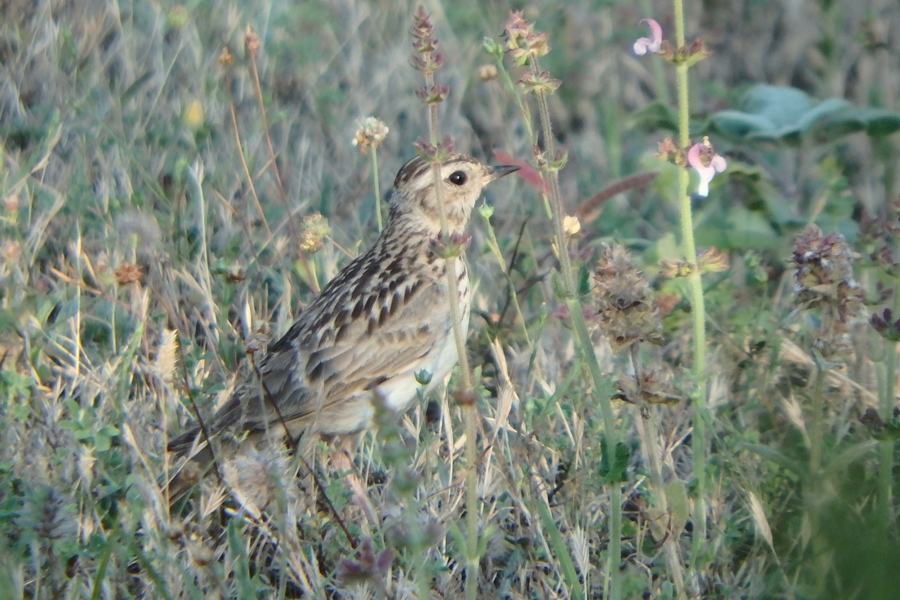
[213,261,452,437]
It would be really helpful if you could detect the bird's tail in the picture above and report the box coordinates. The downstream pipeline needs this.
[164,427,217,504]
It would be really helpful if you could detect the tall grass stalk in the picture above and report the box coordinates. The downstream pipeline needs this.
[246,26,297,241]
[223,35,318,292]
[354,117,390,233]
[479,207,531,345]
[187,162,220,348]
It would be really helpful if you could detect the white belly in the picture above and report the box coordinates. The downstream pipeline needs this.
[375,282,469,414]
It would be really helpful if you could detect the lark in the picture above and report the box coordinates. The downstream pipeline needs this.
[167,154,518,494]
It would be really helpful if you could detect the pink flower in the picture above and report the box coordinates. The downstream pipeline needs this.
[687,140,727,197]
[633,19,663,55]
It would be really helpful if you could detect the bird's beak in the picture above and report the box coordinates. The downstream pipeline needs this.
[486,164,520,182]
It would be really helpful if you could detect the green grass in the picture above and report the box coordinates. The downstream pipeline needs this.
[1,0,899,598]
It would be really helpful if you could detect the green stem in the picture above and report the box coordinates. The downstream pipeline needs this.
[371,148,383,232]
[673,0,686,50]
[808,370,826,596]
[529,63,574,294]
[493,53,535,143]
[672,0,709,575]
[464,391,478,600]
[481,211,532,345]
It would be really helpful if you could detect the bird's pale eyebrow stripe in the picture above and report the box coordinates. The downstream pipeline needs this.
[394,154,481,188]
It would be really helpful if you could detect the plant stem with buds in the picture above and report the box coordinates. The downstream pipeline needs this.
[673,0,709,575]
[413,11,480,597]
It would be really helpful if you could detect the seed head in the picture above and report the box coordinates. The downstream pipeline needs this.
[223,449,296,516]
[503,10,531,44]
[592,244,663,352]
[3,194,18,212]
[813,331,855,363]
[517,70,561,95]
[244,25,260,56]
[352,117,389,155]
[791,225,864,323]
[1,240,20,262]
[299,212,331,252]
[615,366,679,408]
[218,46,233,66]
[697,247,730,273]
[336,538,393,586]
[503,11,553,67]
[114,263,143,285]
[114,209,162,265]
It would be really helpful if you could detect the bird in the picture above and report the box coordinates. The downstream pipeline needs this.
[166,153,519,498]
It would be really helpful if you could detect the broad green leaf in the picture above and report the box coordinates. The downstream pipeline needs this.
[740,85,814,128]
[708,110,776,142]
[705,84,900,145]
[861,108,900,137]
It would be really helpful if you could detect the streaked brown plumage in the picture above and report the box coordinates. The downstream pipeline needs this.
[167,154,518,494]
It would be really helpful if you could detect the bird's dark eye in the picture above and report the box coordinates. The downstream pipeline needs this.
[448,170,467,186]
